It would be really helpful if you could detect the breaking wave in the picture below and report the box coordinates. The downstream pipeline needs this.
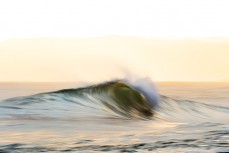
[0,79,228,122]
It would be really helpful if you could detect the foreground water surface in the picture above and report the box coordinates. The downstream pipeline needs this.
[0,81,228,153]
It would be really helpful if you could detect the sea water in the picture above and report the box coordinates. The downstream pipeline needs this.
[0,81,228,153]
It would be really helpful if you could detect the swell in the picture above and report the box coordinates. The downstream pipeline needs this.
[0,80,228,122]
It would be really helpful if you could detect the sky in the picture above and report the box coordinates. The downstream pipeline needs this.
[0,0,229,82]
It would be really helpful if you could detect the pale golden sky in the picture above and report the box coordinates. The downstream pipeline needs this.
[1,37,229,82]
[0,0,229,82]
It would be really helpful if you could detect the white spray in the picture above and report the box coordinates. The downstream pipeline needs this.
[110,67,160,108]
[124,78,159,108]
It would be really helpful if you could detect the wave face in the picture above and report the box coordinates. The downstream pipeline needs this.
[0,80,228,123]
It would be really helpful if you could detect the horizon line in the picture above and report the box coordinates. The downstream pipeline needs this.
[0,81,228,83]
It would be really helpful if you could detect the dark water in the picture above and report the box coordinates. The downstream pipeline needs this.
[0,81,228,153]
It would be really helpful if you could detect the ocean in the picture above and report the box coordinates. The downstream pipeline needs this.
[0,81,228,153]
